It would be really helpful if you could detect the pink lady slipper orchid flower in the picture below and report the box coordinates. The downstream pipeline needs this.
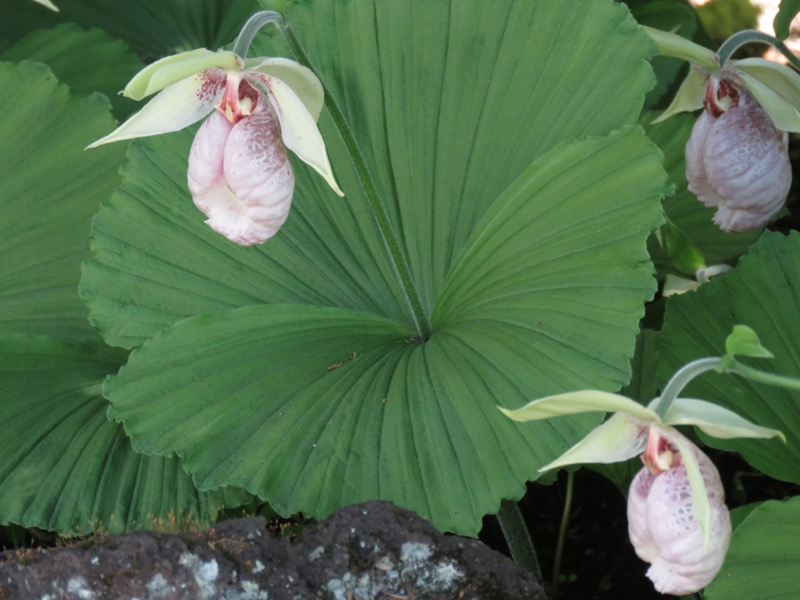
[646,27,800,232]
[499,387,784,594]
[88,47,343,245]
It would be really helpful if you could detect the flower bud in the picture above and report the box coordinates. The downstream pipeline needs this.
[627,440,732,595]
[187,99,294,246]
[685,82,791,232]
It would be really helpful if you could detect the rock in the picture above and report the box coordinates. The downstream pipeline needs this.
[0,501,545,599]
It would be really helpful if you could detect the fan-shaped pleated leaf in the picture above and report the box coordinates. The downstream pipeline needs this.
[0,0,258,57]
[0,335,218,535]
[80,0,659,349]
[0,61,126,342]
[1,24,143,119]
[658,232,800,484]
[705,497,800,599]
[106,125,667,535]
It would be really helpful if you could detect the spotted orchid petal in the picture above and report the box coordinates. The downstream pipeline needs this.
[663,398,787,441]
[187,101,294,246]
[245,57,325,120]
[87,70,229,148]
[124,48,243,100]
[248,73,344,196]
[684,93,791,231]
[628,431,731,594]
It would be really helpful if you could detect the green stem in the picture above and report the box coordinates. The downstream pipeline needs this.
[717,29,800,70]
[497,499,542,583]
[279,21,431,338]
[233,11,285,57]
[655,357,721,419]
[551,471,574,600]
[729,360,800,391]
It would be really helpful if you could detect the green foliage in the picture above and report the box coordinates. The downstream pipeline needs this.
[0,9,796,600]
[696,0,761,45]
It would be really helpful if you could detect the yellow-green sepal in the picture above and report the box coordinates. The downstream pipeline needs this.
[642,26,718,70]
[670,432,713,548]
[32,0,59,10]
[245,57,325,120]
[539,413,647,471]
[124,48,243,100]
[499,390,657,422]
[664,398,786,442]
[652,67,707,123]
[732,57,800,132]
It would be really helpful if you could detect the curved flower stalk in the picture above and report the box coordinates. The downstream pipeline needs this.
[499,326,787,594]
[646,27,800,232]
[88,26,343,245]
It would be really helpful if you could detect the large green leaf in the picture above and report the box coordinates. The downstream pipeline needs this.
[658,232,800,485]
[1,23,143,119]
[0,335,219,535]
[82,0,658,349]
[83,0,668,534]
[0,60,126,342]
[106,125,667,535]
[627,0,700,110]
[705,497,800,599]
[0,0,258,58]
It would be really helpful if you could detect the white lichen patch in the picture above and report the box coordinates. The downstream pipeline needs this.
[66,576,96,599]
[252,559,265,574]
[431,560,464,587]
[398,542,464,592]
[145,572,174,598]
[307,546,325,562]
[90,556,99,566]
[178,553,219,599]
[400,542,432,565]
[240,579,268,599]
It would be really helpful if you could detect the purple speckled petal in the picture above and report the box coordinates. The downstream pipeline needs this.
[627,437,732,595]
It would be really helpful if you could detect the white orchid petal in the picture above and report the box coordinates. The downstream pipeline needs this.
[652,67,707,123]
[665,398,786,441]
[731,58,800,132]
[249,73,344,196]
[87,71,225,148]
[187,108,231,194]
[245,57,324,120]
[499,390,658,423]
[125,49,242,100]
[539,413,648,471]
